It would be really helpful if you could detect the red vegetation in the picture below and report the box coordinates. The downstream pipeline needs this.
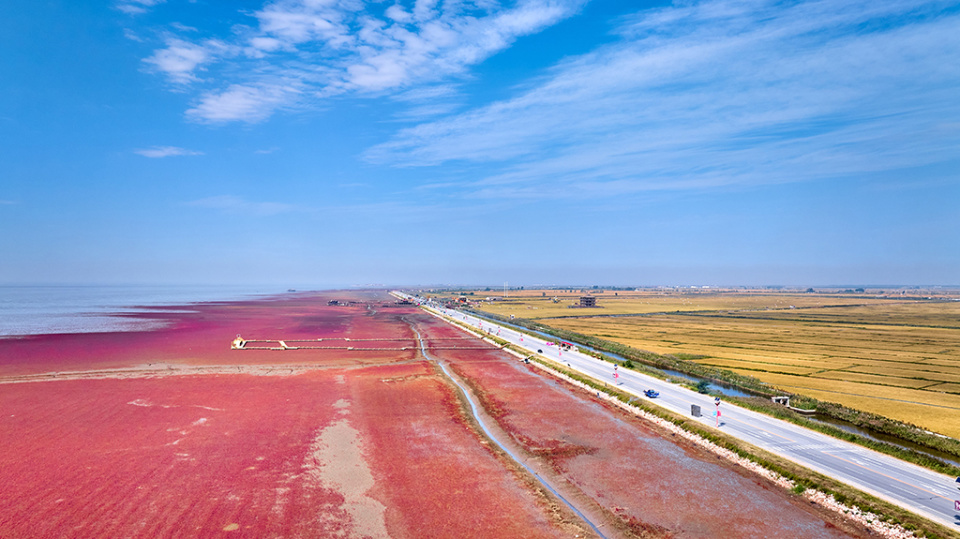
[0,291,417,377]
[413,313,864,538]
[0,292,577,538]
[0,374,348,537]
[351,361,570,537]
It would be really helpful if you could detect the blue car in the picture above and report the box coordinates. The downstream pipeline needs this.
[644,389,660,398]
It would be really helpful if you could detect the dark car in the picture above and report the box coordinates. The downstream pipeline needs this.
[537,349,543,353]
[644,389,660,398]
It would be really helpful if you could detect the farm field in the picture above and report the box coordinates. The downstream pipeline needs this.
[443,287,940,320]
[455,288,960,439]
[0,290,872,537]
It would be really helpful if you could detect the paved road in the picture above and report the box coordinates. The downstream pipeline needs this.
[415,299,960,530]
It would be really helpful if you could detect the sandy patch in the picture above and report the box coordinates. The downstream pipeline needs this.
[303,411,387,538]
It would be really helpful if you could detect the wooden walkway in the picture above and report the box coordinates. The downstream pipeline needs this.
[231,335,493,352]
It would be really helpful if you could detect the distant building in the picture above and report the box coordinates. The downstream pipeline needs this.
[579,295,597,308]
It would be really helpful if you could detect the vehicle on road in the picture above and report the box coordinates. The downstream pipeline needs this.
[537,349,543,353]
[644,389,660,398]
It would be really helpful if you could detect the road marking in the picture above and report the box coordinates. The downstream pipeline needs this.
[781,443,836,452]
[823,452,950,501]
[737,421,795,442]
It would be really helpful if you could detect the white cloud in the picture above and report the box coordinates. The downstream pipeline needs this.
[392,102,461,121]
[123,28,144,42]
[247,36,285,56]
[254,0,356,46]
[143,38,214,84]
[143,0,588,121]
[186,84,297,123]
[186,195,299,215]
[385,5,413,24]
[134,146,204,158]
[170,22,199,33]
[393,84,459,102]
[367,0,960,198]
[118,0,165,15]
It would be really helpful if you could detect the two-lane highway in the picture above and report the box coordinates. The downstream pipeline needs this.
[423,302,959,530]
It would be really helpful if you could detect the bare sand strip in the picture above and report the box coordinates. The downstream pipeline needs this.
[302,399,389,538]
[0,360,425,384]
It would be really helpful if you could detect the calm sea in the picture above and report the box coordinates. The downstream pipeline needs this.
[0,285,294,337]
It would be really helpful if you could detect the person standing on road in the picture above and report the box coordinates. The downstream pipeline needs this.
[614,365,620,385]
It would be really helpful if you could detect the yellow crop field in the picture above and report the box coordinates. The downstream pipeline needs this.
[927,383,960,394]
[468,291,912,320]
[696,358,823,376]
[452,288,960,438]
[845,365,960,385]
[725,371,960,438]
[811,371,936,389]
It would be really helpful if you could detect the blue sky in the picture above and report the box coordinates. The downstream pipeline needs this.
[1,0,958,287]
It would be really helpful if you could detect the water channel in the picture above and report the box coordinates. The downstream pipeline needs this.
[408,320,608,538]
[805,415,960,468]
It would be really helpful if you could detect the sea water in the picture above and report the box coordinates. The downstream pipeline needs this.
[0,285,289,337]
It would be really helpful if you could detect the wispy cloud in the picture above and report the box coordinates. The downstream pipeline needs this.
[170,22,198,33]
[144,38,234,85]
[134,146,204,158]
[142,0,588,122]
[186,195,299,216]
[118,0,165,15]
[186,83,297,123]
[0,199,18,205]
[367,0,960,198]
[388,84,463,120]
[123,28,144,42]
